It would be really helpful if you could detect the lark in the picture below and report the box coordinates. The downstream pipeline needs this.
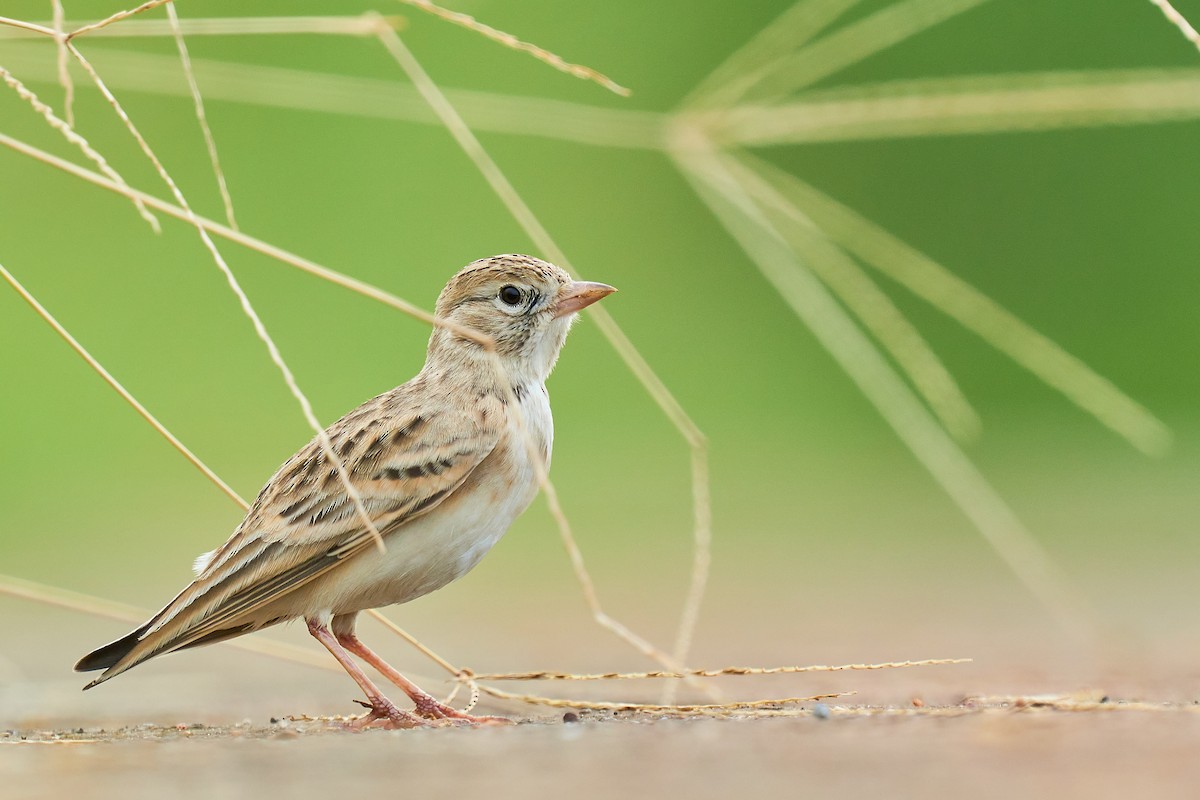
[75,254,615,728]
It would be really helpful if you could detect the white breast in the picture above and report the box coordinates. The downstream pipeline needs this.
[295,385,554,617]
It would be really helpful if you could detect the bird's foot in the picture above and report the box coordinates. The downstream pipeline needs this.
[410,692,513,726]
[349,698,437,730]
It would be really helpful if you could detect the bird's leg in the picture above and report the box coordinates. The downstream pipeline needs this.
[306,618,432,730]
[335,630,512,725]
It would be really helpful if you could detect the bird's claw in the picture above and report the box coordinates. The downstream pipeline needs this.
[345,698,511,729]
[411,696,513,726]
[348,698,435,730]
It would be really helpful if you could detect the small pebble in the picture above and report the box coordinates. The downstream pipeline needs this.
[911,698,925,708]
[812,703,831,720]
[562,712,580,724]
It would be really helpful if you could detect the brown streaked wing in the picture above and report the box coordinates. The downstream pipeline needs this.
[90,386,504,683]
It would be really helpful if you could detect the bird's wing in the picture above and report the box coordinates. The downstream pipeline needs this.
[80,383,505,684]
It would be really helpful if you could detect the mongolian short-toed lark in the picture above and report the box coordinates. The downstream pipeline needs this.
[76,254,616,728]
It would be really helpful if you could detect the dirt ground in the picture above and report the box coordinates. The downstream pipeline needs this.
[5,564,1200,800]
[4,636,1200,799]
[5,699,1200,800]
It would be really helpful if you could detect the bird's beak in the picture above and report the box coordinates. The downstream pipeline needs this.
[552,281,616,318]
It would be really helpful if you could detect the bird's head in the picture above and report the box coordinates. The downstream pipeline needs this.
[428,254,615,384]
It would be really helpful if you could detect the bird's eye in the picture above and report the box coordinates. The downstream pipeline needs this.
[498,285,522,306]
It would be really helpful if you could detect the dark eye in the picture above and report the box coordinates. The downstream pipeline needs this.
[498,285,522,306]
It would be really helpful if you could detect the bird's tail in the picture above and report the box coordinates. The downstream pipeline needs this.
[74,623,152,688]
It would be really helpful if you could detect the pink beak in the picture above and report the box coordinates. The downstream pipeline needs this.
[552,281,617,318]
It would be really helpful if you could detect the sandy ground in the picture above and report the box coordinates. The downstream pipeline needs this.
[5,561,1200,799]
[5,699,1200,800]
[5,623,1200,800]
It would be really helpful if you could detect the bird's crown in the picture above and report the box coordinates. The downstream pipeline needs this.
[434,254,570,317]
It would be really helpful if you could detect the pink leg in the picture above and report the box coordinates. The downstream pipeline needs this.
[336,630,512,725]
[306,618,431,730]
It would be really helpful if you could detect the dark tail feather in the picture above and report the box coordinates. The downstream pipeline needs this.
[75,620,265,690]
[75,622,151,682]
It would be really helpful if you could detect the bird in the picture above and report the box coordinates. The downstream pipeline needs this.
[75,254,616,729]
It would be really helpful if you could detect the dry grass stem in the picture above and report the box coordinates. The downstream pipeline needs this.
[710,70,1200,144]
[390,2,630,96]
[50,0,73,127]
[358,614,866,718]
[668,128,1092,635]
[0,15,400,39]
[165,3,238,230]
[1150,0,1200,52]
[0,43,664,148]
[65,41,389,555]
[4,45,1196,146]
[741,0,992,103]
[0,65,157,228]
[669,447,712,669]
[66,0,175,40]
[0,261,246,508]
[376,27,715,692]
[725,155,981,441]
[0,132,488,342]
[739,152,1172,456]
[679,0,864,111]
[0,16,56,36]
[474,689,852,713]
[363,612,461,677]
[468,659,971,681]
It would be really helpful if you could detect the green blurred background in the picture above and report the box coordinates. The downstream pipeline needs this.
[1,0,1198,698]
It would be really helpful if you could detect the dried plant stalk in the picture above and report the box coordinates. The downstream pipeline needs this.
[0,15,396,38]
[738,152,1172,456]
[165,3,238,230]
[0,42,663,148]
[0,63,157,229]
[0,132,486,339]
[668,130,1093,635]
[475,688,852,713]
[468,659,971,681]
[726,159,981,442]
[1150,0,1200,53]
[0,261,244,508]
[50,0,73,126]
[66,0,176,39]
[390,2,629,96]
[710,70,1200,144]
[679,0,864,110]
[0,16,57,36]
[741,0,993,103]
